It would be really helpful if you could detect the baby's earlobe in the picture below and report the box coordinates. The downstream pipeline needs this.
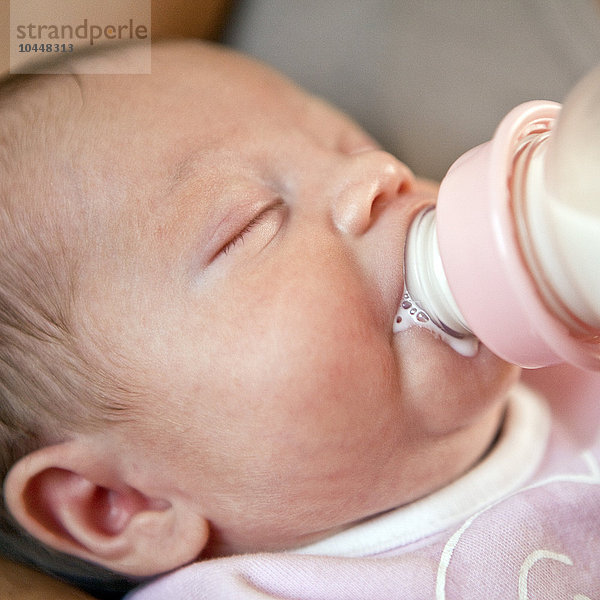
[4,441,210,576]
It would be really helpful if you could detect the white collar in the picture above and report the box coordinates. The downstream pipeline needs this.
[296,384,551,558]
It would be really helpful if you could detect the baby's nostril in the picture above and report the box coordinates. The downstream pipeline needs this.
[368,193,392,222]
[398,177,413,195]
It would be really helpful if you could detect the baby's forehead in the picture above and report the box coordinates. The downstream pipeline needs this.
[84,42,340,125]
[6,42,364,223]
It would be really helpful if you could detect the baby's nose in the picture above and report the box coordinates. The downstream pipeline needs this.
[330,151,414,235]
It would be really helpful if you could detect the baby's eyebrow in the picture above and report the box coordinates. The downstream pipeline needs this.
[166,152,202,197]
[164,146,243,201]
[165,147,233,193]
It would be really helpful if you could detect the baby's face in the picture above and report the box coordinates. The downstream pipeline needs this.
[67,43,518,554]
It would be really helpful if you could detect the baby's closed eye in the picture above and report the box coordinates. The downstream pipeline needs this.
[215,198,286,259]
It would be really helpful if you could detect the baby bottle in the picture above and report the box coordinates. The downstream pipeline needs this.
[404,65,600,370]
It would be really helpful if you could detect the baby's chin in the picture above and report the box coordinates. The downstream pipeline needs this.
[392,324,520,415]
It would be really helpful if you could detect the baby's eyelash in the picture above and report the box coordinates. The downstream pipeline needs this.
[217,198,285,254]
[220,213,266,255]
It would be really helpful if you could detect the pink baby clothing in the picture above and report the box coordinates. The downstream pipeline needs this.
[126,384,600,599]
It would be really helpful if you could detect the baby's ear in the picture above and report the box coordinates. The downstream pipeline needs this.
[3,440,209,576]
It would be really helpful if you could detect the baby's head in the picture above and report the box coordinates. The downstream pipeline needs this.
[0,41,519,585]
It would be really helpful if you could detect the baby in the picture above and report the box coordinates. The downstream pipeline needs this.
[0,41,598,599]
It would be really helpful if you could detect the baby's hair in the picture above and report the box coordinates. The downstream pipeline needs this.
[0,72,138,598]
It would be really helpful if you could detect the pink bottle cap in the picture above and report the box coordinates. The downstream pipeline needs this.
[436,101,600,369]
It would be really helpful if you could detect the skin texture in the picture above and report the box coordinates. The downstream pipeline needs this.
[5,41,520,577]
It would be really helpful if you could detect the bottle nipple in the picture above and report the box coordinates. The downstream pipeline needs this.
[392,283,479,357]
